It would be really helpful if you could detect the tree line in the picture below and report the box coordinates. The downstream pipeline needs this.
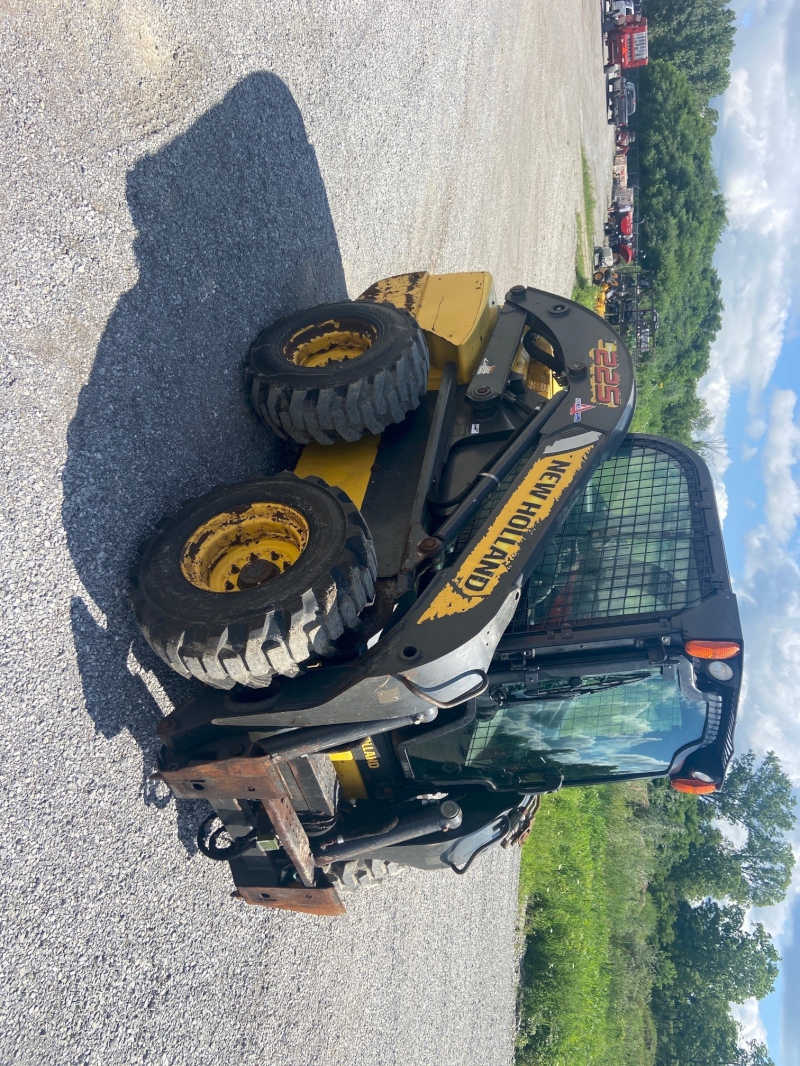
[630,0,736,447]
[644,751,795,1066]
[515,750,796,1066]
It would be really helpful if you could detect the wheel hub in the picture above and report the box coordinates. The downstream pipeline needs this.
[181,502,309,593]
[284,317,379,368]
[237,556,280,590]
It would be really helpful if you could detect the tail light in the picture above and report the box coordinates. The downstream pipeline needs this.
[670,774,718,795]
[684,640,740,660]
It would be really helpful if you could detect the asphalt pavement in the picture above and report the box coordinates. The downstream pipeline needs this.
[0,3,612,1063]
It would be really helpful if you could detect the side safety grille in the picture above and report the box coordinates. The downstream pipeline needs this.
[700,691,723,747]
[507,438,716,635]
[720,701,737,771]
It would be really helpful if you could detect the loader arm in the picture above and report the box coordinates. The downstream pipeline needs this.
[202,287,635,728]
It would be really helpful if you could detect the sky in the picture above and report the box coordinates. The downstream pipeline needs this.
[697,2,800,1064]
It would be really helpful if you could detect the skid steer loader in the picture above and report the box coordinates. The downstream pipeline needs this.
[131,273,743,915]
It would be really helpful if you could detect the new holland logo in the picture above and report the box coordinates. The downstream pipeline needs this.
[417,442,596,621]
[570,398,595,422]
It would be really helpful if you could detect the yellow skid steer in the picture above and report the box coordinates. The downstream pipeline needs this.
[130,274,742,914]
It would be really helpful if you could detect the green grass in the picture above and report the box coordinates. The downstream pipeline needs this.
[572,146,598,310]
[581,146,597,229]
[516,785,658,1066]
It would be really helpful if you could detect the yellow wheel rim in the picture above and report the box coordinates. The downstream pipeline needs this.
[284,317,378,368]
[181,503,309,593]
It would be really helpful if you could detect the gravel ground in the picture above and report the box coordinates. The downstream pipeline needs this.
[0,3,612,1064]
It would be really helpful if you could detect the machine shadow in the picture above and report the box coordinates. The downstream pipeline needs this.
[62,72,347,852]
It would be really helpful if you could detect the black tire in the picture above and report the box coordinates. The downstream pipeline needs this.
[324,858,406,893]
[244,300,430,445]
[130,474,377,690]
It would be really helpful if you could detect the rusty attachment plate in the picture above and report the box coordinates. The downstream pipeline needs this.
[156,755,317,888]
[156,753,290,802]
[234,884,346,917]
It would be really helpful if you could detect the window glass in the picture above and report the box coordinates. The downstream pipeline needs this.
[406,666,708,788]
[512,442,706,634]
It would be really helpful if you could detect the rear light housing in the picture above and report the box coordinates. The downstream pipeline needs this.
[670,774,718,795]
[685,640,740,660]
[708,661,734,682]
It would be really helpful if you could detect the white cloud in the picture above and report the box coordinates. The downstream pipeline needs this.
[713,816,749,850]
[732,997,770,1046]
[700,6,800,1056]
[728,386,800,788]
[697,0,800,516]
[737,539,800,786]
[729,377,800,1057]
[763,390,800,545]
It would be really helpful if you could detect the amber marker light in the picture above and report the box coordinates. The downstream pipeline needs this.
[670,777,718,795]
[684,640,740,660]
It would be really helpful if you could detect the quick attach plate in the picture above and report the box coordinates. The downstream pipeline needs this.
[156,755,319,891]
[233,883,346,917]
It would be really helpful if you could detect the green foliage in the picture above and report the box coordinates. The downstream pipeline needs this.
[641,0,736,103]
[651,980,744,1066]
[666,900,779,1003]
[711,750,798,836]
[515,753,792,1066]
[516,788,613,1065]
[652,901,778,1066]
[581,145,597,232]
[685,751,797,906]
[617,2,737,444]
[572,276,597,311]
[517,784,660,1066]
[736,1041,776,1066]
[630,59,727,445]
[572,146,599,310]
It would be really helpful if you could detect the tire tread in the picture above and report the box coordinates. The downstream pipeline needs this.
[131,477,377,690]
[246,306,429,445]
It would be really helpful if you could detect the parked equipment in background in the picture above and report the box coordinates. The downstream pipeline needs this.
[605,206,633,241]
[604,11,648,73]
[595,245,615,270]
[593,268,620,288]
[131,272,742,915]
[607,76,637,127]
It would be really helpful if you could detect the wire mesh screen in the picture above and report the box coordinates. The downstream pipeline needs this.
[452,446,538,555]
[506,438,713,634]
